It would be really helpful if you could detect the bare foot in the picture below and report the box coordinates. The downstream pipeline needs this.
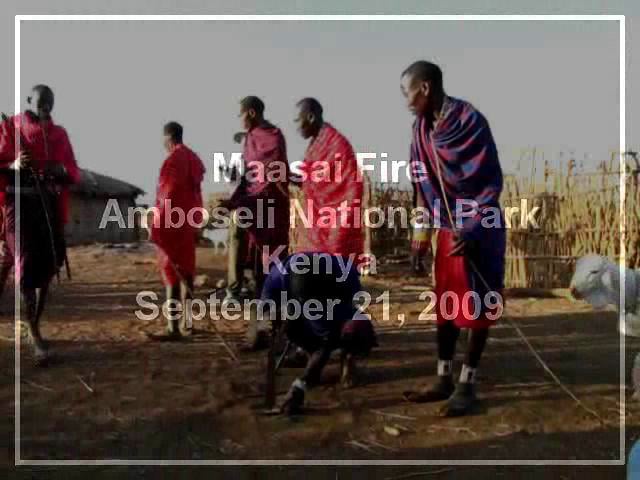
[33,344,50,367]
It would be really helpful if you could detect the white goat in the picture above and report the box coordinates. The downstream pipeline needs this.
[204,228,229,255]
[569,254,640,337]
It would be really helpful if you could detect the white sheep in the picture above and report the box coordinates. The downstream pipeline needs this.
[569,254,640,337]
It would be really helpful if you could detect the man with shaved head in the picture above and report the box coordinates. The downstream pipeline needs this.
[293,97,364,261]
[148,121,206,340]
[267,98,374,415]
[0,84,81,364]
[221,96,290,302]
[400,61,506,416]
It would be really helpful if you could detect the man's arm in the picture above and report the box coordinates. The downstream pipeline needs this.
[221,175,248,210]
[57,128,81,184]
[0,114,28,170]
[411,179,431,255]
[43,128,81,184]
[233,131,246,145]
[449,111,502,256]
[148,154,180,243]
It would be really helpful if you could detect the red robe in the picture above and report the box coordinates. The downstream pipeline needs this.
[228,123,289,271]
[0,112,81,223]
[150,144,206,286]
[298,123,364,262]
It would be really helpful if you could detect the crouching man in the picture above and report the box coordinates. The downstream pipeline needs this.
[261,252,377,415]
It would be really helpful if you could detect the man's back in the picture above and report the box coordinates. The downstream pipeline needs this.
[262,253,362,338]
[156,143,205,211]
[298,123,364,260]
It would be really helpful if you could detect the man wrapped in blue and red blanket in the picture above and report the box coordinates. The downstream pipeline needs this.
[401,61,506,416]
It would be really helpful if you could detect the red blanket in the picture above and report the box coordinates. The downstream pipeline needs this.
[434,229,503,329]
[228,124,290,270]
[150,144,205,285]
[298,123,363,261]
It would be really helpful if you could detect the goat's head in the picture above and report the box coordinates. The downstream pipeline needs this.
[570,254,617,309]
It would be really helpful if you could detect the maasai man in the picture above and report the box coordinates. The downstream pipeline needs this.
[266,98,375,414]
[0,84,81,363]
[223,131,248,302]
[400,61,506,416]
[220,96,290,299]
[0,217,14,308]
[262,253,377,415]
[148,122,206,341]
[293,98,364,262]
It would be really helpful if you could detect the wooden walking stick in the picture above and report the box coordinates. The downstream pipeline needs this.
[264,305,284,410]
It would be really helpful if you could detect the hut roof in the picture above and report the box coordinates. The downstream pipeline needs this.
[70,169,145,198]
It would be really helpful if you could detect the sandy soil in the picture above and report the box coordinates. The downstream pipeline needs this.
[2,245,639,478]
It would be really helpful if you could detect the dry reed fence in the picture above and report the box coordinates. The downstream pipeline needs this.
[289,155,639,289]
[503,154,638,288]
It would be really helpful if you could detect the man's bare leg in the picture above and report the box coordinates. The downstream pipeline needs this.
[35,283,49,323]
[180,276,194,334]
[22,285,48,363]
[165,283,182,339]
[443,327,489,417]
[0,262,11,301]
[148,283,182,341]
[225,212,245,301]
[404,320,459,402]
[0,244,13,313]
[280,345,332,415]
[340,350,357,389]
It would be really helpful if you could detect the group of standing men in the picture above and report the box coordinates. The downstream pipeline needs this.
[3,60,505,417]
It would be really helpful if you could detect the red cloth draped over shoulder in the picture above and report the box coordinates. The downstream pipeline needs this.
[150,144,206,286]
[227,123,290,266]
[0,113,81,223]
[297,123,364,263]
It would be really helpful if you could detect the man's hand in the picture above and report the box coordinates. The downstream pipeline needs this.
[144,210,156,243]
[44,163,68,182]
[12,150,31,170]
[233,132,246,144]
[217,199,233,211]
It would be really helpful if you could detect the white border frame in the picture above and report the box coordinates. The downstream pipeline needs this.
[13,14,626,467]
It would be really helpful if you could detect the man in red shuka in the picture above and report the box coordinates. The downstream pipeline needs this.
[148,121,206,341]
[0,84,81,364]
[293,97,363,262]
[221,96,290,299]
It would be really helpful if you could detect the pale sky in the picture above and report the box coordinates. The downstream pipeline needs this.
[2,2,636,203]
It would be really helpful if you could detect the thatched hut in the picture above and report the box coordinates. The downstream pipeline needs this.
[65,169,144,245]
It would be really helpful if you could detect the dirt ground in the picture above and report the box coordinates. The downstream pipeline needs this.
[2,245,640,479]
